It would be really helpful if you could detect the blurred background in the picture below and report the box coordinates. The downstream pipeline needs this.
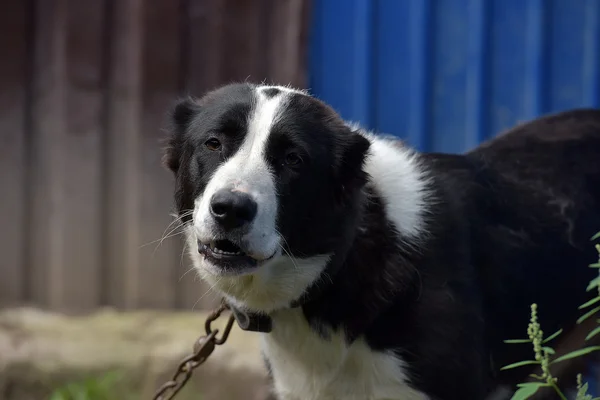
[1,0,599,399]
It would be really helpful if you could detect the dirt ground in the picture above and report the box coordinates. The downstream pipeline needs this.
[0,307,271,400]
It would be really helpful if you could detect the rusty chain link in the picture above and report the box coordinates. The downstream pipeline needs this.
[153,303,235,400]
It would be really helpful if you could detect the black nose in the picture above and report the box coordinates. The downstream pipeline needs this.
[209,189,258,230]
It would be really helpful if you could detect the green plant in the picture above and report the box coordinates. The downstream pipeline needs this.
[502,232,600,400]
[49,371,130,400]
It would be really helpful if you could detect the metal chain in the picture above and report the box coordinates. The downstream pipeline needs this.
[153,303,236,400]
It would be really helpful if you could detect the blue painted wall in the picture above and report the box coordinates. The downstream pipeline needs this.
[308,0,600,154]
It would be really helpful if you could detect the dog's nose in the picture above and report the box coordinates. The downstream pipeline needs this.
[209,189,258,230]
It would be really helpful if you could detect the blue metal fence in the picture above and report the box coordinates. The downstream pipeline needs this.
[308,0,600,394]
[308,0,600,154]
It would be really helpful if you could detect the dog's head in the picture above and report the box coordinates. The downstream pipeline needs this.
[164,83,371,312]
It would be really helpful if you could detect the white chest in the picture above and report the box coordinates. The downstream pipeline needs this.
[260,309,428,400]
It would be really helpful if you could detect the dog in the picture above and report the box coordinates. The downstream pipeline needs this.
[162,82,600,400]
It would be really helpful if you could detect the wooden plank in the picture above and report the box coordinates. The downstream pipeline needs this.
[0,0,29,306]
[103,0,143,310]
[176,0,228,310]
[264,0,311,88]
[57,0,106,312]
[27,0,68,309]
[220,0,265,82]
[185,0,226,94]
[135,0,181,309]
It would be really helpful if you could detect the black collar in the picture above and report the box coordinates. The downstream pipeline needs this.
[229,306,274,332]
[228,276,333,333]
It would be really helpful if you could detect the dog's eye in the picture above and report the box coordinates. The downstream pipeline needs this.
[284,151,303,167]
[205,138,222,151]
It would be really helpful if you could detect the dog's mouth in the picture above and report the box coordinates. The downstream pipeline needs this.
[199,238,250,260]
[198,239,275,273]
[205,239,244,256]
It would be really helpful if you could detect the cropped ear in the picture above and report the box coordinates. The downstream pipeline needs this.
[162,97,200,173]
[334,129,371,201]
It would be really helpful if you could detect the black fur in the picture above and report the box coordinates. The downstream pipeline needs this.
[164,83,600,399]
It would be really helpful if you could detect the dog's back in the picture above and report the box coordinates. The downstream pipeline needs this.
[467,109,600,387]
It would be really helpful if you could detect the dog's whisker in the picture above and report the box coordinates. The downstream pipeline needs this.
[275,229,299,270]
[180,240,190,267]
[155,210,194,244]
[150,225,189,257]
[279,242,298,270]
[321,271,334,285]
[192,277,222,310]
[139,221,188,249]
[142,214,193,258]
[179,264,197,281]
[140,228,187,256]
[162,211,190,235]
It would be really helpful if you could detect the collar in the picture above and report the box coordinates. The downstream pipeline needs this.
[229,306,273,333]
[228,279,329,333]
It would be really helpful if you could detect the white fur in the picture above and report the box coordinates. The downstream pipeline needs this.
[262,308,429,400]
[352,126,433,241]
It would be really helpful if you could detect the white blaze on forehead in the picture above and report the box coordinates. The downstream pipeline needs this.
[245,89,287,159]
[221,87,288,190]
[199,86,289,194]
[193,86,290,260]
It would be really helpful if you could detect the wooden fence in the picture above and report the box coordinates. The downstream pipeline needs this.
[0,0,311,312]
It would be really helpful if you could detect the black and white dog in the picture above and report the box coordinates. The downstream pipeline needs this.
[163,82,600,400]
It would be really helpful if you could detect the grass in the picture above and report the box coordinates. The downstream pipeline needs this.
[49,371,135,400]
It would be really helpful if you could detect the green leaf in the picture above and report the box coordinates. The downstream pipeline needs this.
[543,328,563,343]
[589,263,600,268]
[49,391,67,400]
[575,382,592,400]
[586,326,600,341]
[517,382,550,388]
[511,382,547,400]
[578,305,600,324]
[501,360,540,371]
[98,370,122,387]
[580,297,600,310]
[542,346,556,355]
[551,346,600,364]
[504,339,532,344]
[587,276,600,292]
[591,232,600,241]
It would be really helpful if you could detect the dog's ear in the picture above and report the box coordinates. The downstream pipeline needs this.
[162,97,200,173]
[334,128,371,201]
